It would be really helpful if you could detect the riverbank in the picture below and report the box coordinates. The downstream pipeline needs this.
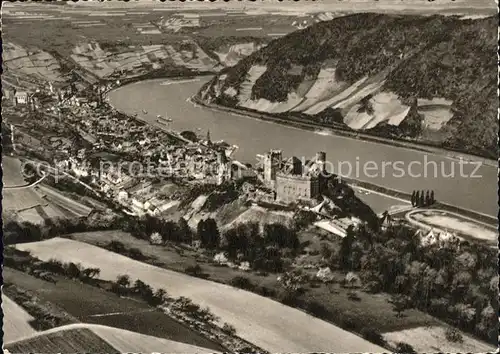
[190,96,496,167]
[188,95,497,222]
[340,175,497,226]
[108,82,497,223]
[108,77,497,216]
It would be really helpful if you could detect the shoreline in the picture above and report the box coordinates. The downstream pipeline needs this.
[106,80,497,223]
[190,96,496,167]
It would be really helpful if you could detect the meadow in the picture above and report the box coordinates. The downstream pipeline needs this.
[16,237,386,353]
[3,267,225,352]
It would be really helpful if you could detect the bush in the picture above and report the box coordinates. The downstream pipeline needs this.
[116,274,131,287]
[230,276,255,291]
[277,289,301,307]
[347,291,361,301]
[185,265,203,276]
[128,247,146,261]
[222,322,237,336]
[395,342,417,354]
[359,327,386,346]
[107,240,126,253]
[150,232,163,245]
[110,282,126,296]
[256,286,276,297]
[64,262,81,279]
[304,300,329,318]
[445,327,463,343]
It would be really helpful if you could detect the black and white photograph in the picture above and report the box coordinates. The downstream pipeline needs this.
[1,0,498,353]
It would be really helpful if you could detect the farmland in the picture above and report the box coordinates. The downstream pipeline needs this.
[3,267,225,352]
[4,324,219,354]
[2,156,67,224]
[2,294,37,343]
[15,237,386,353]
[82,324,219,353]
[36,185,93,218]
[5,327,118,353]
[66,230,441,332]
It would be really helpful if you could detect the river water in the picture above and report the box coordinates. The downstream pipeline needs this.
[108,77,497,217]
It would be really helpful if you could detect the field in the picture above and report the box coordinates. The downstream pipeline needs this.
[62,230,494,348]
[3,267,225,352]
[2,294,37,343]
[383,326,496,353]
[16,237,386,353]
[66,230,447,332]
[2,156,66,224]
[5,327,118,353]
[36,185,93,217]
[84,324,219,353]
[5,324,219,353]
[65,230,280,288]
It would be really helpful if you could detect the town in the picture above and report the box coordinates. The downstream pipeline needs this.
[1,2,497,354]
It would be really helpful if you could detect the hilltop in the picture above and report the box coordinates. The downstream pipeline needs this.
[197,14,497,159]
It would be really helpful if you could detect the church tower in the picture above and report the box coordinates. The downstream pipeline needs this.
[206,130,212,146]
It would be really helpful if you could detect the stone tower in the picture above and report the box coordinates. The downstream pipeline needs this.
[263,149,282,186]
[216,150,229,185]
[315,151,326,174]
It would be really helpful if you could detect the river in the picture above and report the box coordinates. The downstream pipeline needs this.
[108,77,497,217]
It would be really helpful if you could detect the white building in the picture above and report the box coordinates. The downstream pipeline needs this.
[14,91,28,105]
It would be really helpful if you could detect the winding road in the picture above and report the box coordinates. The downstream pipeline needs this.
[3,173,47,190]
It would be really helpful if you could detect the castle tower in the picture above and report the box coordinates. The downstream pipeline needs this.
[263,149,282,185]
[216,150,229,185]
[315,151,326,173]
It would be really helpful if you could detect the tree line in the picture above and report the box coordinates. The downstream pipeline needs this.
[411,190,435,207]
[329,223,497,344]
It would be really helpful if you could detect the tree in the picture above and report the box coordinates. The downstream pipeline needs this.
[320,243,333,260]
[150,232,163,245]
[230,276,255,291]
[224,228,243,259]
[161,221,179,243]
[425,190,431,206]
[445,327,463,343]
[116,274,131,287]
[264,224,299,249]
[391,294,411,317]
[133,279,147,293]
[222,323,236,336]
[177,217,192,244]
[430,190,435,204]
[197,219,206,241]
[200,218,220,249]
[81,267,100,279]
[185,264,204,277]
[65,262,81,279]
[411,190,416,207]
[415,190,420,207]
[419,190,425,207]
[153,288,168,304]
[180,130,198,142]
[339,226,355,270]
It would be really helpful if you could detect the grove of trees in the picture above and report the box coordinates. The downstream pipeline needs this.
[411,190,435,207]
[329,222,497,344]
